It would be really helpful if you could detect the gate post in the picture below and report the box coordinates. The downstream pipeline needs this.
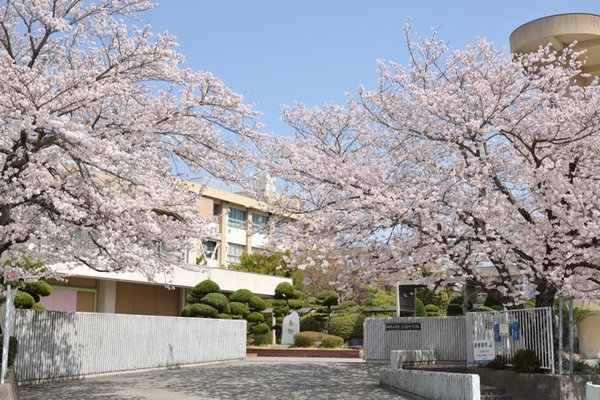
[465,312,474,367]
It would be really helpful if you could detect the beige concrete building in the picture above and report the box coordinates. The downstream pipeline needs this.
[40,180,291,316]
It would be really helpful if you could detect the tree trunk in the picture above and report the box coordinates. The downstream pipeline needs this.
[535,282,557,308]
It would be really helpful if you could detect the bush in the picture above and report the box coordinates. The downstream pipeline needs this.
[0,336,18,368]
[14,291,35,309]
[274,282,295,299]
[185,293,201,304]
[229,289,253,303]
[22,281,52,302]
[292,289,304,300]
[293,331,344,348]
[200,293,229,313]
[288,299,304,310]
[191,303,219,319]
[316,290,339,307]
[294,331,327,347]
[486,355,506,370]
[218,313,233,319]
[484,294,501,308]
[490,305,504,311]
[446,303,463,316]
[250,332,272,346]
[272,299,288,308]
[329,313,364,341]
[192,280,220,297]
[300,313,325,333]
[247,311,265,324]
[249,322,271,335]
[320,335,344,348]
[425,304,441,316]
[181,305,193,317]
[512,349,540,373]
[31,303,46,311]
[416,298,427,317]
[473,306,494,312]
[229,302,250,318]
[248,296,267,312]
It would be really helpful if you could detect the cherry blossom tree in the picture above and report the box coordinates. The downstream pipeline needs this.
[262,30,600,308]
[0,0,260,281]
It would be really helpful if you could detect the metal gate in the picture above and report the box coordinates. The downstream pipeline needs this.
[466,307,554,372]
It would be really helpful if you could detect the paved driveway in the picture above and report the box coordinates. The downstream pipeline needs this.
[19,357,424,400]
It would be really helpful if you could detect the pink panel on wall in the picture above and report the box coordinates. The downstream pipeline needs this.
[39,289,77,312]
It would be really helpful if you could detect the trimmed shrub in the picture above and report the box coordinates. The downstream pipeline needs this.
[181,305,193,317]
[292,289,304,300]
[446,303,463,316]
[486,355,506,370]
[191,303,219,318]
[229,289,253,304]
[229,302,250,318]
[218,313,233,319]
[316,290,339,307]
[293,331,344,348]
[192,280,220,297]
[512,349,540,373]
[425,304,441,316]
[249,322,271,335]
[320,335,344,348]
[200,293,229,313]
[300,313,325,333]
[294,331,326,347]
[31,303,46,311]
[247,311,265,324]
[274,282,295,299]
[14,291,35,309]
[329,313,364,341]
[490,305,504,311]
[248,296,267,312]
[185,293,201,304]
[416,298,427,317]
[0,336,18,368]
[272,299,288,308]
[288,299,304,310]
[251,332,272,346]
[22,281,52,302]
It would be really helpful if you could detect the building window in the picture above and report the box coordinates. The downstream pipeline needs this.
[252,213,269,229]
[226,243,245,264]
[228,207,247,229]
[203,240,218,260]
[213,203,222,216]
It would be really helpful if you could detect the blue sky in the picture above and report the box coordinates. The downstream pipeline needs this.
[144,1,600,136]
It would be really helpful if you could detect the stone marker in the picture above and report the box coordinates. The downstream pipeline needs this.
[281,310,300,345]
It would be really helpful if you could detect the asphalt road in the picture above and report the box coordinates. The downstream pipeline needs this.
[19,357,425,400]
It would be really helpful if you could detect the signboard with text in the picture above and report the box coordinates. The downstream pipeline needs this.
[473,339,496,364]
[385,322,421,331]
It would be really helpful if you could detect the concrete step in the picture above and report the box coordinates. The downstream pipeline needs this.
[481,385,512,400]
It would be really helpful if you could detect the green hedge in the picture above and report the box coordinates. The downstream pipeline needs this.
[247,312,265,324]
[229,302,250,318]
[293,331,344,348]
[192,280,220,297]
[191,303,219,318]
[14,291,35,309]
[229,289,253,303]
[329,313,364,341]
[200,293,229,313]
[248,296,267,312]
[274,282,295,299]
[249,322,271,335]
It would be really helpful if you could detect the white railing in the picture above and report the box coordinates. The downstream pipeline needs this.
[14,310,246,383]
[466,307,554,372]
[364,317,467,362]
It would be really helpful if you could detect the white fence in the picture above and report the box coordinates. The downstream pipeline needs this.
[364,317,466,362]
[380,368,481,400]
[466,307,554,372]
[14,310,246,383]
